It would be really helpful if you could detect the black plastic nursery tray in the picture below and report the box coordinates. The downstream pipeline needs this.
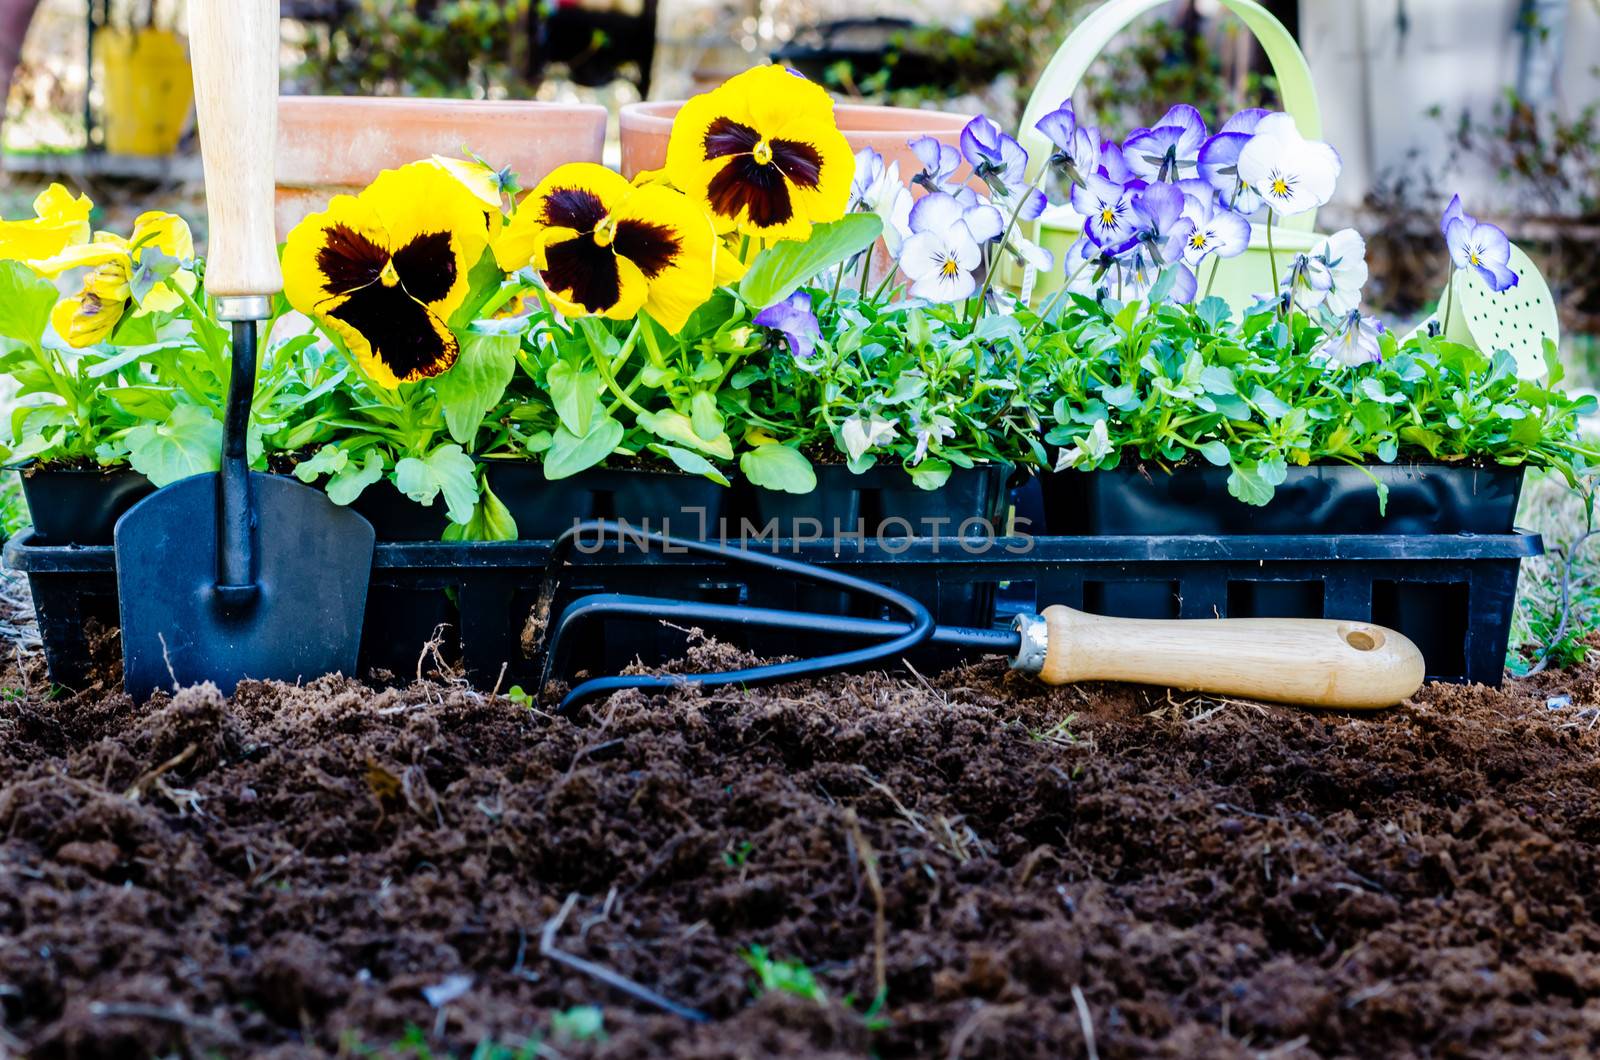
[5,528,1542,692]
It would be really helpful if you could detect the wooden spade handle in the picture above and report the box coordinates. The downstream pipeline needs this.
[1036,605,1426,710]
[190,0,283,302]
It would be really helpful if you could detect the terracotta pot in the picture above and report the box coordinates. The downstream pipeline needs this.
[619,100,972,183]
[275,96,609,238]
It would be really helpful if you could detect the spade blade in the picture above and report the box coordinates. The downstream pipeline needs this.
[116,471,375,701]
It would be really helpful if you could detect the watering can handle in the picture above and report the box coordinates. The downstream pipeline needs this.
[190,0,283,306]
[1016,0,1323,233]
[1019,607,1425,710]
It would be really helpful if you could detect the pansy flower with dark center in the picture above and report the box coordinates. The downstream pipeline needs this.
[495,163,715,334]
[665,65,852,242]
[283,162,489,388]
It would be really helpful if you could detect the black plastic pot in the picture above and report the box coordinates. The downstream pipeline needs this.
[5,530,1542,692]
[484,462,726,540]
[1041,462,1524,536]
[480,463,732,674]
[342,479,456,681]
[349,478,453,541]
[19,465,156,545]
[732,463,1011,640]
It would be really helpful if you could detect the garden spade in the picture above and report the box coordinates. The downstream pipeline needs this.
[536,524,1428,713]
[115,0,374,702]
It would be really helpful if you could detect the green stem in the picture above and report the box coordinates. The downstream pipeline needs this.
[969,175,1046,329]
[1265,210,1279,293]
[592,319,648,416]
[1022,265,1086,343]
[870,266,898,304]
[829,255,847,306]
[1203,255,1222,301]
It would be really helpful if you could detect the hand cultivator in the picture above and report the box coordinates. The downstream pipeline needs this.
[534,522,1426,713]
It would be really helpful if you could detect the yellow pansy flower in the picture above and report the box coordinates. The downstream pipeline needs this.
[0,183,93,263]
[431,153,516,240]
[494,162,715,334]
[282,161,491,388]
[665,65,852,242]
[35,210,197,348]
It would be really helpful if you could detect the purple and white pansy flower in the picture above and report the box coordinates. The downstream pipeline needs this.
[899,192,986,303]
[1035,100,1102,188]
[1236,112,1341,216]
[1197,108,1270,213]
[960,115,1047,220]
[1072,174,1140,250]
[753,291,822,368]
[1309,228,1369,315]
[1116,244,1198,304]
[1098,139,1139,185]
[849,147,914,255]
[1314,310,1385,367]
[1122,104,1208,182]
[1178,193,1251,267]
[908,135,963,194]
[1130,182,1197,266]
[1441,195,1519,292]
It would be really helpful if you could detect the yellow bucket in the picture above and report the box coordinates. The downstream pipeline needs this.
[99,28,194,157]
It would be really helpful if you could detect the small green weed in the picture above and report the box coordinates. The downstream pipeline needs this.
[743,945,827,1003]
[342,1024,540,1060]
[742,945,893,1031]
[504,685,535,709]
[1030,714,1079,745]
[548,1004,604,1043]
[722,840,754,869]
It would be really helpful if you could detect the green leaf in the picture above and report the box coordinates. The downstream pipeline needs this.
[125,404,223,487]
[546,360,600,438]
[435,328,518,444]
[636,408,733,460]
[393,443,478,525]
[443,478,519,541]
[657,444,731,486]
[128,250,180,306]
[1198,439,1230,466]
[544,417,624,480]
[447,247,508,329]
[1226,457,1287,506]
[907,458,952,491]
[740,443,816,494]
[326,450,384,505]
[1195,297,1231,330]
[0,260,59,347]
[292,443,348,483]
[1146,266,1178,306]
[738,214,883,308]
[690,390,724,441]
[1248,386,1292,421]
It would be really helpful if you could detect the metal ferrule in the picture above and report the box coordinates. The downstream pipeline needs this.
[1009,612,1049,674]
[215,294,273,321]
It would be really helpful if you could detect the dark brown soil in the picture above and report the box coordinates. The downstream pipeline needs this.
[3,631,1600,1058]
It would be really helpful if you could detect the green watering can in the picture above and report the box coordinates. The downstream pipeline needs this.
[1011,0,1561,380]
[1014,0,1325,311]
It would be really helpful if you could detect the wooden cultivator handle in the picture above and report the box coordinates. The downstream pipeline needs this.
[1018,607,1426,710]
[190,0,283,309]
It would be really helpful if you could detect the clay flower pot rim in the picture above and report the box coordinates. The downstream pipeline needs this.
[620,99,973,135]
[280,95,609,116]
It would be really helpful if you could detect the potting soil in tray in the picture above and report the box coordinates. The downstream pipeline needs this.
[2,622,1598,1059]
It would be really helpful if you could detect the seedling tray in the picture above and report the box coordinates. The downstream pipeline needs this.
[4,529,1542,691]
